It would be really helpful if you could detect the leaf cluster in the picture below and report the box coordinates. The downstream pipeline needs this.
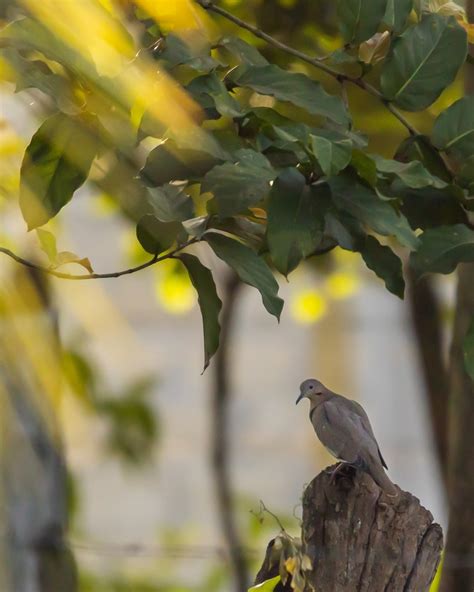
[1,0,474,367]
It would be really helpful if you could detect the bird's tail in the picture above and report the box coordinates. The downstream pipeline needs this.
[365,458,398,497]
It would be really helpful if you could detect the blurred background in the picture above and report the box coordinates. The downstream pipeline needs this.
[0,0,465,590]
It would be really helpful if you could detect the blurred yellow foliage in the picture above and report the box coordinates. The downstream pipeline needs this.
[325,272,360,300]
[290,289,327,324]
[20,0,202,138]
[154,261,195,314]
[135,0,216,37]
[22,0,134,77]
[0,54,14,80]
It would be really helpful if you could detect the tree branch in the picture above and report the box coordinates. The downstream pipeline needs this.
[0,239,198,281]
[197,0,422,137]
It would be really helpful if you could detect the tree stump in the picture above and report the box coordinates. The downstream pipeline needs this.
[255,465,443,592]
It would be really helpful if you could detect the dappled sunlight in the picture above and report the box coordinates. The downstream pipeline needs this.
[154,260,196,315]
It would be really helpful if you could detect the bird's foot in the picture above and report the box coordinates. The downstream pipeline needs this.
[326,462,354,485]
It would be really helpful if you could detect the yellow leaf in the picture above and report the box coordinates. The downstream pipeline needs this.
[248,207,267,219]
[459,20,474,44]
[430,0,465,18]
[284,556,297,575]
[358,31,390,65]
[55,251,94,274]
[301,554,312,571]
[248,576,281,591]
[134,0,216,37]
[36,228,57,262]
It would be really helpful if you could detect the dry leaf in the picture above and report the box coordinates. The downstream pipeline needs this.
[358,31,390,65]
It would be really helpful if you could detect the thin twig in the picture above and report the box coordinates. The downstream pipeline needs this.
[0,239,198,281]
[253,500,286,533]
[197,0,421,137]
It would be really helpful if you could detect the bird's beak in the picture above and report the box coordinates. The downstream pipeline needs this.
[296,392,305,405]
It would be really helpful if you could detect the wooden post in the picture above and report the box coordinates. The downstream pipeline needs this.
[255,466,443,592]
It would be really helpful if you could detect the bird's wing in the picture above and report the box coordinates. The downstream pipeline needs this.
[346,399,388,469]
[317,399,380,465]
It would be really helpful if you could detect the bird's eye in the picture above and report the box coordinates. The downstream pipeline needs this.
[309,385,314,389]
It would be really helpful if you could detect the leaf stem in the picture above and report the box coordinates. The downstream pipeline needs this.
[0,239,198,280]
[197,0,421,137]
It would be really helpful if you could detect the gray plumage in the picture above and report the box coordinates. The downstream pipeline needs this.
[296,378,397,496]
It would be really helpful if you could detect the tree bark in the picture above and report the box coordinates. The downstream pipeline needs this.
[439,265,474,592]
[255,466,443,592]
[211,273,248,592]
[439,2,474,587]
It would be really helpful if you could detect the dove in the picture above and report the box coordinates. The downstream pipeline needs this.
[296,378,397,496]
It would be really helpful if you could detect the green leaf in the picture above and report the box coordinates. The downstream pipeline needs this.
[219,36,269,66]
[324,210,364,251]
[328,173,419,249]
[159,33,220,72]
[36,228,58,262]
[351,150,378,186]
[309,131,352,177]
[410,224,474,276]
[147,184,194,222]
[373,155,447,188]
[0,48,80,115]
[463,317,474,382]
[400,187,468,230]
[394,135,452,183]
[206,233,283,320]
[248,576,281,592]
[380,14,467,111]
[383,0,413,34]
[182,216,209,238]
[136,214,180,254]
[210,216,266,251]
[140,140,222,187]
[337,0,389,44]
[457,155,474,192]
[432,97,474,160]
[230,65,350,126]
[20,113,99,229]
[186,73,243,118]
[267,168,325,276]
[202,149,276,218]
[179,254,222,371]
[360,236,405,298]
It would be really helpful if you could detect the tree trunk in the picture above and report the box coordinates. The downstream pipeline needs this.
[255,466,443,592]
[406,269,448,484]
[439,2,474,587]
[0,267,77,592]
[439,265,474,592]
[211,273,248,592]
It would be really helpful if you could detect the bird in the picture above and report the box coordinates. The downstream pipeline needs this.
[296,378,397,496]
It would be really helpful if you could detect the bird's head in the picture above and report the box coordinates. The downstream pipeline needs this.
[296,378,327,404]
